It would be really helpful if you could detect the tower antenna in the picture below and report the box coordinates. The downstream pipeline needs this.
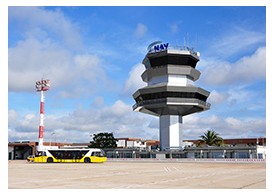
[187,32,189,48]
[195,32,199,51]
[184,36,186,48]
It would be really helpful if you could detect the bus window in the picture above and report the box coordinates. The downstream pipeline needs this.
[36,151,42,157]
[92,152,104,157]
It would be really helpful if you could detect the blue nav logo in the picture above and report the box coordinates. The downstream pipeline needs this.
[147,41,169,53]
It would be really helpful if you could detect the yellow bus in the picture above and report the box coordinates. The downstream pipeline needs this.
[27,148,107,163]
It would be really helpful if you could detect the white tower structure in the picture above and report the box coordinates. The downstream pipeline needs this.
[35,79,50,151]
[133,41,211,150]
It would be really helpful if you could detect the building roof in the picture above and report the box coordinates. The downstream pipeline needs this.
[116,138,145,141]
[184,137,266,146]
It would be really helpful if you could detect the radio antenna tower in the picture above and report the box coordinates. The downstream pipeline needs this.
[35,79,50,151]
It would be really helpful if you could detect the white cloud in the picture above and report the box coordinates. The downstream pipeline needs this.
[8,110,17,124]
[201,47,266,86]
[208,90,228,105]
[207,85,265,114]
[224,117,266,138]
[235,47,266,81]
[134,23,148,38]
[208,27,265,58]
[92,97,105,108]
[122,63,146,95]
[9,7,109,95]
[9,98,265,143]
[8,37,109,98]
[9,38,73,91]
[9,6,82,49]
[227,87,252,105]
[8,100,159,143]
[183,114,265,140]
[8,7,114,97]
[8,109,38,136]
[109,100,131,116]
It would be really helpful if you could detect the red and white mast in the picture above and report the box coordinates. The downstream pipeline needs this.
[35,79,50,151]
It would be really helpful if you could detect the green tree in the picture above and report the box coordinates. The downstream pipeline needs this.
[198,130,224,146]
[89,132,117,148]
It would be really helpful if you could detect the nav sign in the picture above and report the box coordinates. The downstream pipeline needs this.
[148,41,169,53]
[153,43,169,52]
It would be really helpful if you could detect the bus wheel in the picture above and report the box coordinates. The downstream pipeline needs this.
[84,157,90,163]
[47,157,53,163]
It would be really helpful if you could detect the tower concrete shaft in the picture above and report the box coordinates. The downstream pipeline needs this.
[160,115,183,150]
[133,41,211,150]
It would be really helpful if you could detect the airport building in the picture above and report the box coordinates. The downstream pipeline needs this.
[8,141,70,160]
[8,137,266,160]
[106,137,266,160]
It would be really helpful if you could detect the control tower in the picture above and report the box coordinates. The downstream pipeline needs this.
[132,41,211,150]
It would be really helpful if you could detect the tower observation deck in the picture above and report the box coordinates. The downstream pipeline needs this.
[132,41,211,150]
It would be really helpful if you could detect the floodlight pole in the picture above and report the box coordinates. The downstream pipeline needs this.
[35,79,50,151]
[38,90,45,149]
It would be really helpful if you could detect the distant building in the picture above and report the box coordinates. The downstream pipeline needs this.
[183,145,266,159]
[116,138,159,150]
[8,141,72,160]
[109,137,266,160]
[8,137,266,160]
[183,137,266,146]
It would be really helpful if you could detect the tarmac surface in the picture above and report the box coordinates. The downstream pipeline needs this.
[8,159,266,189]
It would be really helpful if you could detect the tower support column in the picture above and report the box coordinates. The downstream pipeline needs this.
[159,115,183,150]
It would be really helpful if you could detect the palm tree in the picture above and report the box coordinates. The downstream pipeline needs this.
[198,130,223,146]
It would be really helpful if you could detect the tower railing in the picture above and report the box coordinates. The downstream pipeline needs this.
[133,98,211,110]
[148,44,199,58]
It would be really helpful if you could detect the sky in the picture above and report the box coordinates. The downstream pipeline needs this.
[7,6,267,143]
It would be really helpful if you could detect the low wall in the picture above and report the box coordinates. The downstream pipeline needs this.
[107,158,266,163]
